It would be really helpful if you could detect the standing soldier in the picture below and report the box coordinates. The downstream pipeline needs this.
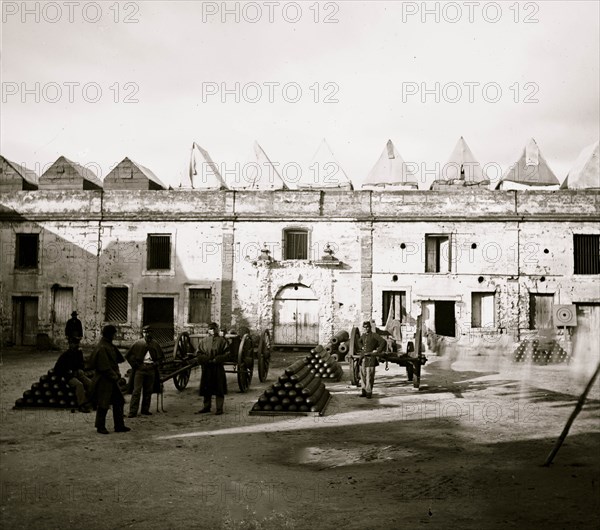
[65,311,83,342]
[358,321,387,399]
[195,322,230,415]
[126,325,164,418]
[89,325,131,435]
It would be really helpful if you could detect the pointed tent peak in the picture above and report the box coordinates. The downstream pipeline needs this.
[298,138,353,190]
[561,140,600,189]
[496,139,560,189]
[108,157,167,189]
[363,140,418,190]
[188,142,228,190]
[41,155,103,189]
[0,156,39,189]
[438,136,486,184]
[236,141,288,191]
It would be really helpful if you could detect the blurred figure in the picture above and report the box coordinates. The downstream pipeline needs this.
[126,325,164,417]
[89,325,130,435]
[53,336,92,412]
[196,322,230,415]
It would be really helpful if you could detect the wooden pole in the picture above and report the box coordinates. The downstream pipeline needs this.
[543,360,600,467]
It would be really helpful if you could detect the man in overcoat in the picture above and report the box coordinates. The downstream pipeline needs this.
[196,322,231,415]
[126,325,164,417]
[358,321,387,398]
[89,325,131,434]
[65,311,83,342]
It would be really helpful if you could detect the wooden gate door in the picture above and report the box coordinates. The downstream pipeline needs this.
[13,297,39,346]
[52,287,73,342]
[273,285,319,345]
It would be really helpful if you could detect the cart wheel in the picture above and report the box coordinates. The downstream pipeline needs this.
[173,368,191,391]
[348,327,361,387]
[176,332,194,359]
[237,334,253,393]
[258,329,272,383]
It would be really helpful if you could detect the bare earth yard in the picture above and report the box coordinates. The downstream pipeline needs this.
[1,347,599,529]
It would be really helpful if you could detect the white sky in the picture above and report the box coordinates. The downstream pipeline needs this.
[1,0,599,189]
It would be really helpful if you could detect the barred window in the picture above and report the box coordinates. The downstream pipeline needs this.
[425,234,451,273]
[574,234,599,274]
[189,289,211,324]
[105,287,128,323]
[147,234,171,270]
[382,291,406,325]
[15,234,39,269]
[284,229,308,260]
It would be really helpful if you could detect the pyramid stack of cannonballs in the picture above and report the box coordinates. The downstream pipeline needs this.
[14,369,78,409]
[250,350,340,415]
[513,339,570,364]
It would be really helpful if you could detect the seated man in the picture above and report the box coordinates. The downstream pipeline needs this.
[54,337,92,412]
[358,321,387,398]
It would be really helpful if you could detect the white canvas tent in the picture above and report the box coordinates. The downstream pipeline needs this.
[297,139,353,190]
[561,141,600,189]
[186,142,228,190]
[226,141,288,190]
[430,136,487,189]
[496,138,559,190]
[362,140,418,190]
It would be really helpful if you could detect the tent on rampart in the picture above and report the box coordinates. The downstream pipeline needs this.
[496,138,559,190]
[362,140,418,190]
[561,140,599,189]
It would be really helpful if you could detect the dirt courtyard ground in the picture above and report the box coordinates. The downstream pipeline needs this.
[1,346,599,530]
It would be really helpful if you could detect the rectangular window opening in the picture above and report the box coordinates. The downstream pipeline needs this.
[425,234,451,273]
[284,230,308,260]
[147,234,171,270]
[15,233,39,269]
[105,287,128,323]
[189,289,211,324]
[471,292,495,328]
[574,234,600,275]
[382,291,406,326]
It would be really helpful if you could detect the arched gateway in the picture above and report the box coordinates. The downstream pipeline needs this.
[273,284,319,346]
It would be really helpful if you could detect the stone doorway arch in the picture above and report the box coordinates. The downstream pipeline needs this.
[273,284,319,345]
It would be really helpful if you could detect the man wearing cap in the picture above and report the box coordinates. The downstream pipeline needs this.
[53,336,92,412]
[126,326,164,418]
[89,325,130,434]
[358,321,387,398]
[65,311,83,342]
[196,322,230,415]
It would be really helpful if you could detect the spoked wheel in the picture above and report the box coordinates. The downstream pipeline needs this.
[176,332,194,359]
[258,329,272,383]
[236,334,254,393]
[348,327,361,386]
[173,368,191,390]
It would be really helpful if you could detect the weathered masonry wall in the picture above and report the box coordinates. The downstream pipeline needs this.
[1,189,599,347]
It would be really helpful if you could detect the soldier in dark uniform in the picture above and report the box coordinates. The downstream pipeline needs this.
[65,311,83,342]
[195,322,230,415]
[358,321,387,398]
[89,325,131,434]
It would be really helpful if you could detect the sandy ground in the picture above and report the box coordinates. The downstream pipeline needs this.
[1,346,599,530]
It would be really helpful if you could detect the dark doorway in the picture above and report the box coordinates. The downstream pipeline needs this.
[435,301,456,337]
[12,296,39,346]
[142,297,174,343]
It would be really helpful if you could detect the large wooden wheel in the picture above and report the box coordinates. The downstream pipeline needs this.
[173,368,191,390]
[176,332,194,359]
[257,329,272,383]
[348,327,361,386]
[236,334,254,393]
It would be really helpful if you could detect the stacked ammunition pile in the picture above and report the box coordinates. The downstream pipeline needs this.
[250,355,332,416]
[513,339,570,364]
[307,344,344,381]
[326,330,351,362]
[14,369,78,409]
